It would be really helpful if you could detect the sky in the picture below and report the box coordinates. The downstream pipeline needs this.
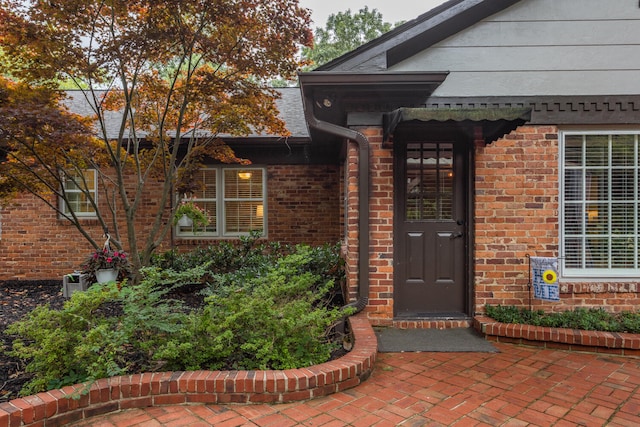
[298,0,449,29]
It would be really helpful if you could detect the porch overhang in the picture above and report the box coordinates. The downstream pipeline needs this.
[298,71,449,314]
[383,107,532,144]
[299,72,449,128]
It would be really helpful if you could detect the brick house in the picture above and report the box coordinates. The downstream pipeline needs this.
[0,88,340,280]
[2,0,639,326]
[298,0,640,326]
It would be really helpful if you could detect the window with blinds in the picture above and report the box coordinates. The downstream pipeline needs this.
[61,169,97,217]
[561,132,639,277]
[176,167,266,238]
[406,142,454,221]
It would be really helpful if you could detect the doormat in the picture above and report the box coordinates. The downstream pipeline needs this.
[374,327,498,353]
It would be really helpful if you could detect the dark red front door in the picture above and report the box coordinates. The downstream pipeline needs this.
[394,140,469,318]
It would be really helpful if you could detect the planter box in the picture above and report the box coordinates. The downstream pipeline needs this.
[63,273,90,298]
[474,316,640,356]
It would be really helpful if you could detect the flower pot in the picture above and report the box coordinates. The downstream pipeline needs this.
[96,268,118,283]
[177,214,193,227]
[63,273,90,298]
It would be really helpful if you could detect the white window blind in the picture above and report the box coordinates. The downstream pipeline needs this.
[62,169,97,217]
[223,169,265,234]
[561,132,639,277]
[176,167,265,238]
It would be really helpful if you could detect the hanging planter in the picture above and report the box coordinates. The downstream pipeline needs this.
[95,268,118,283]
[173,199,209,231]
[177,214,194,227]
[81,234,132,284]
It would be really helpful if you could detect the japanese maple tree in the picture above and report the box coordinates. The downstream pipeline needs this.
[0,0,312,275]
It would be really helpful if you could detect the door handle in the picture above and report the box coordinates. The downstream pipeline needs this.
[450,232,464,239]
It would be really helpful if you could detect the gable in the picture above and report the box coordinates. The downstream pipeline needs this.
[320,0,640,98]
[390,0,640,96]
[317,0,521,72]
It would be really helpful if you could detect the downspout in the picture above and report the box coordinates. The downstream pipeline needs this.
[302,96,370,313]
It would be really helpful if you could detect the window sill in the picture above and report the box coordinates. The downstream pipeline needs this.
[58,216,99,223]
[560,277,640,283]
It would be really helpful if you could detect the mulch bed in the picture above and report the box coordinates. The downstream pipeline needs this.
[1,280,66,403]
[1,280,348,404]
[0,280,205,403]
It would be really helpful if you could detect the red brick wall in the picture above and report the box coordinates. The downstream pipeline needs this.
[175,165,341,251]
[0,170,171,281]
[340,124,640,323]
[475,125,640,313]
[368,129,395,323]
[474,126,560,312]
[1,194,82,280]
[0,165,340,281]
[4,125,637,313]
[344,141,360,306]
[344,127,395,325]
[266,165,340,245]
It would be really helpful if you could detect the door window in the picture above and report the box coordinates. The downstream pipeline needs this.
[406,142,454,221]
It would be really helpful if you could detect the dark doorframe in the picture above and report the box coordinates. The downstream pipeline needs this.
[393,124,475,318]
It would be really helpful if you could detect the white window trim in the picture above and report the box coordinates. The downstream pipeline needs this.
[61,169,98,218]
[559,130,640,279]
[176,167,267,239]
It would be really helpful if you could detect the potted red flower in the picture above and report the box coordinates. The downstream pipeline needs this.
[82,247,132,283]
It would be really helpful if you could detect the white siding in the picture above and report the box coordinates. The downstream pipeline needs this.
[390,0,640,96]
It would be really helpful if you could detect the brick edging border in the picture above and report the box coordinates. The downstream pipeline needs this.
[474,316,640,357]
[0,313,377,427]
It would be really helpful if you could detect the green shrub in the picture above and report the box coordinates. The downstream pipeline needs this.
[5,243,350,396]
[485,305,640,333]
[150,231,285,275]
[6,283,120,395]
[152,231,346,306]
[5,266,205,396]
[155,245,352,371]
[301,243,346,306]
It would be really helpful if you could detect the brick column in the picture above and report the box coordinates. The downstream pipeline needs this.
[344,126,395,324]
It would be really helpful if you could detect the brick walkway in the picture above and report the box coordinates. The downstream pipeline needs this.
[69,343,640,426]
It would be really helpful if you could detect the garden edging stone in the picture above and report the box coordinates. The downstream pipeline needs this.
[0,313,377,427]
[474,315,640,356]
